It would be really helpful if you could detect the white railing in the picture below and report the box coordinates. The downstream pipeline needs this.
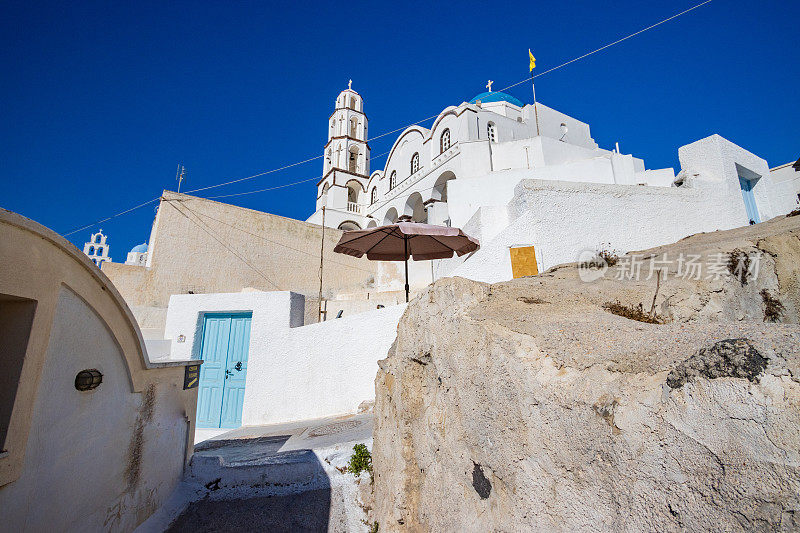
[347,201,362,214]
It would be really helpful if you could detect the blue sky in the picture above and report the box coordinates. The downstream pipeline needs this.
[1,0,798,256]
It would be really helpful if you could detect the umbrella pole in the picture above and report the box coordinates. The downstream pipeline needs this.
[404,236,409,303]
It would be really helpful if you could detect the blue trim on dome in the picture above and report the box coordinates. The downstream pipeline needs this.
[130,243,148,253]
[469,91,524,107]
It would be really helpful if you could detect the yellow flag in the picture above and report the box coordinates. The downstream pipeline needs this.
[529,49,536,72]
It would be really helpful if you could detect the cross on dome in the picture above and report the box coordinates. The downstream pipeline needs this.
[348,79,352,90]
[486,80,493,92]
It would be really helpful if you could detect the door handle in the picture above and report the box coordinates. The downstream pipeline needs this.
[234,361,243,371]
[225,369,233,378]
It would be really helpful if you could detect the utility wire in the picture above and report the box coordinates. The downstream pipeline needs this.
[61,0,712,236]
[176,201,377,273]
[167,200,282,289]
[206,149,392,200]
[495,0,714,94]
[63,196,161,237]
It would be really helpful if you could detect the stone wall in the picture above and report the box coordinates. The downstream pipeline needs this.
[372,215,800,532]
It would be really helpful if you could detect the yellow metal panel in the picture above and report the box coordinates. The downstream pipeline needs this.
[510,246,538,278]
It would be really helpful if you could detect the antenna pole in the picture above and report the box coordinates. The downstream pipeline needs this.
[318,207,326,322]
[176,165,186,193]
[532,77,540,136]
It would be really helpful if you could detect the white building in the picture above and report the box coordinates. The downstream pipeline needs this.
[308,84,792,280]
[125,242,148,266]
[82,229,112,266]
[769,157,800,213]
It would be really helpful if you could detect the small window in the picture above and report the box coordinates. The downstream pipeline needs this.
[95,235,101,243]
[390,171,397,190]
[97,247,103,255]
[487,123,497,143]
[411,153,420,174]
[371,187,377,205]
[88,246,94,255]
[440,129,451,153]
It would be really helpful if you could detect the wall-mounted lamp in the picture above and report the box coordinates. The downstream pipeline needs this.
[75,369,103,391]
[559,123,568,142]
[177,335,186,343]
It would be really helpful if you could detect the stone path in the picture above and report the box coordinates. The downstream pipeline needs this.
[136,413,374,533]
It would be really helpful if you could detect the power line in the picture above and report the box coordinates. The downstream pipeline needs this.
[61,0,712,236]
[170,199,377,273]
[167,200,282,289]
[63,196,161,237]
[206,149,393,200]
[495,0,714,94]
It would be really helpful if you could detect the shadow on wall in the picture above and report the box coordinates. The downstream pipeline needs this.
[167,435,331,532]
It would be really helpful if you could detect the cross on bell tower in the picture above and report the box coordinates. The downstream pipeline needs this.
[486,80,493,92]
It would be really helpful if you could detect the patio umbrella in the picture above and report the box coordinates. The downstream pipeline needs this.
[333,222,480,302]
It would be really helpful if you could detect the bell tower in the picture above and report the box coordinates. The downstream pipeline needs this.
[324,80,369,177]
[316,82,370,213]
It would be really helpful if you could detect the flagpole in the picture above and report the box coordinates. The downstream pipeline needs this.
[531,75,540,137]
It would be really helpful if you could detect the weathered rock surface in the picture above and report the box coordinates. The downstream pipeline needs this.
[373,216,800,532]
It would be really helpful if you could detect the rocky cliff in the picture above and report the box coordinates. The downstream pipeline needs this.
[373,215,800,531]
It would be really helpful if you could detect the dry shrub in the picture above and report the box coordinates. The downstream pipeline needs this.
[727,248,751,285]
[787,208,800,218]
[603,301,664,324]
[760,289,785,322]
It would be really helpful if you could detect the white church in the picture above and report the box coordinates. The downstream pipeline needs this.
[308,82,796,281]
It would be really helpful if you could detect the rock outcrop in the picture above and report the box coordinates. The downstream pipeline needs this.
[373,216,800,532]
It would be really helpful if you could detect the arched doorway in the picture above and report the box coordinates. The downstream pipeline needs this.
[432,171,456,202]
[404,192,427,223]
[383,207,399,225]
[346,180,361,204]
[338,221,361,231]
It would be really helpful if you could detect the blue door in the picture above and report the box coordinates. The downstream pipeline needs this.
[739,176,760,224]
[196,313,252,429]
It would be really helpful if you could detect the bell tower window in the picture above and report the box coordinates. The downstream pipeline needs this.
[487,123,497,143]
[411,153,420,174]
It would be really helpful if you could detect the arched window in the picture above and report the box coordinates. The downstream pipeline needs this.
[95,235,101,243]
[371,187,377,205]
[350,117,358,138]
[330,119,335,134]
[88,246,95,255]
[487,122,497,143]
[440,129,451,153]
[97,247,103,255]
[349,96,356,110]
[390,171,397,190]
[410,153,420,174]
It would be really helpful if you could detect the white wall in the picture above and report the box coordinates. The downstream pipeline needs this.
[769,162,800,215]
[452,178,737,283]
[164,291,304,362]
[0,288,191,532]
[241,304,406,426]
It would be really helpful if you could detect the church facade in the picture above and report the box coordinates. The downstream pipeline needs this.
[308,84,792,279]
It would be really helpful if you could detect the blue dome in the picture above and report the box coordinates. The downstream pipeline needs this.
[130,243,148,253]
[469,91,524,107]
